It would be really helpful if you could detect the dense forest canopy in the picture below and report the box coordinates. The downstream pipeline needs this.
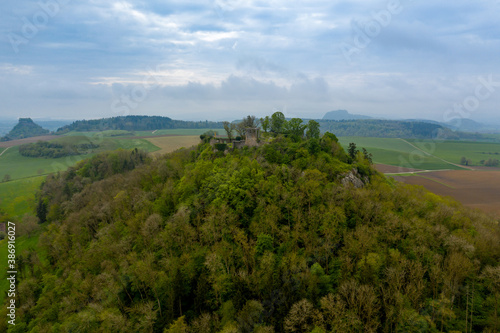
[1,118,50,141]
[2,114,499,333]
[55,115,224,134]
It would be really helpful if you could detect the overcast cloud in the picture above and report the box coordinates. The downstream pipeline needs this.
[1,0,500,122]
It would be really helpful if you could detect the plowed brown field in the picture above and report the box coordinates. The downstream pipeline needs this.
[392,170,500,217]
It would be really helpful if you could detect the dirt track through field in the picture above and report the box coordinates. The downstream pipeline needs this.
[398,138,473,170]
[0,146,11,157]
[392,169,500,217]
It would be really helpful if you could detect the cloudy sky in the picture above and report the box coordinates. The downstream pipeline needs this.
[1,0,500,123]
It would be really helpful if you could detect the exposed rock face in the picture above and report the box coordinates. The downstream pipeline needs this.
[340,169,366,188]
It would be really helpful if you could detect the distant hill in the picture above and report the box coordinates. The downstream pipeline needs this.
[444,118,489,132]
[319,119,452,139]
[0,118,50,141]
[56,115,224,133]
[406,118,498,134]
[323,110,372,121]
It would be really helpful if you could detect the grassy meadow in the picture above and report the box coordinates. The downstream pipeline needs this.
[0,146,72,181]
[338,136,500,170]
[0,176,45,218]
[338,137,460,170]
[407,139,500,166]
[0,136,160,182]
[146,135,201,155]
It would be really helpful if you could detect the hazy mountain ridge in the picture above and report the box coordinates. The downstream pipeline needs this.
[322,110,498,134]
[318,119,462,140]
[323,110,372,121]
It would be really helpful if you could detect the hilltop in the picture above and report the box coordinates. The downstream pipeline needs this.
[3,113,499,333]
[323,110,372,121]
[56,115,224,134]
[319,119,449,139]
[0,118,50,141]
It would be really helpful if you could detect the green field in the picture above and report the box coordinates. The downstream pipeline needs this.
[0,136,160,182]
[0,176,45,218]
[0,146,72,181]
[338,136,500,170]
[408,139,500,166]
[338,137,468,170]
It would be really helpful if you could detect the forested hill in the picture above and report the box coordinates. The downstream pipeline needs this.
[0,118,50,141]
[318,119,466,139]
[56,115,224,133]
[4,133,500,332]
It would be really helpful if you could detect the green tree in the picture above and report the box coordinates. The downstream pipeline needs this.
[306,120,320,139]
[270,112,286,134]
[348,142,358,161]
[164,316,189,333]
[36,197,48,223]
[260,116,270,133]
[255,234,274,256]
[287,118,307,138]
[362,148,373,164]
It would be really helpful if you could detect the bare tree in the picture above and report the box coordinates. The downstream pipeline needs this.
[223,121,236,142]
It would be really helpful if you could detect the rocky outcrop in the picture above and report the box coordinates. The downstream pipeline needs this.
[340,169,367,188]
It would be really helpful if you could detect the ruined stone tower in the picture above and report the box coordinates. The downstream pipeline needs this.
[245,128,259,146]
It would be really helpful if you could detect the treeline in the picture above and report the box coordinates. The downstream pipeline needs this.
[19,141,99,158]
[482,158,500,167]
[2,118,499,333]
[318,119,487,140]
[1,118,50,141]
[460,156,500,167]
[56,115,224,133]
